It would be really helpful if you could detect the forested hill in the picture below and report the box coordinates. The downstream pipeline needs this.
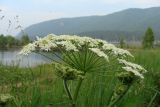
[18,7,160,41]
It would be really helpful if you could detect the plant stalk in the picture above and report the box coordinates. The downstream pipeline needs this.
[108,84,132,107]
[63,80,75,107]
[73,78,83,103]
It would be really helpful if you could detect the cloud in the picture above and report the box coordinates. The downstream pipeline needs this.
[20,11,66,26]
[31,0,84,4]
[0,7,66,35]
[136,0,160,5]
[102,0,160,6]
[0,5,10,12]
[102,0,129,4]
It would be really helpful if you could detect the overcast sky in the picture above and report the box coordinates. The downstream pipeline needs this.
[0,0,160,35]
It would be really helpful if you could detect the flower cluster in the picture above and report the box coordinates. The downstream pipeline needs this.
[53,62,84,80]
[19,43,36,55]
[118,59,147,79]
[89,48,109,61]
[0,94,13,104]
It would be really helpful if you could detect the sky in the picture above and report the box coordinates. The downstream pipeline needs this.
[0,0,160,35]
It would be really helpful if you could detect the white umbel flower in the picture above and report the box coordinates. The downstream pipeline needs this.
[19,34,147,79]
[20,34,135,58]
[19,34,135,60]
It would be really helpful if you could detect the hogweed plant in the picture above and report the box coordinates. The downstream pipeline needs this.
[20,34,147,107]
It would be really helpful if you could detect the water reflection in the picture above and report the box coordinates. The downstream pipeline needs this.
[0,50,53,67]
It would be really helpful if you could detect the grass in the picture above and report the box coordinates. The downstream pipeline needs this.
[0,49,160,107]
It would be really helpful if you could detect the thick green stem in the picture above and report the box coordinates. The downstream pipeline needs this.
[73,78,83,102]
[63,80,75,107]
[0,103,6,107]
[108,84,132,107]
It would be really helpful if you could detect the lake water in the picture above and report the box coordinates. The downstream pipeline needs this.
[0,50,52,67]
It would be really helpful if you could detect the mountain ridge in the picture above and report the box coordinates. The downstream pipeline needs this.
[18,6,160,41]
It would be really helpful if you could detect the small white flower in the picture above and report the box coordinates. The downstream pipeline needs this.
[19,43,36,55]
[118,59,147,79]
[118,59,147,73]
[102,43,116,51]
[89,48,109,61]
[35,36,57,51]
[102,43,133,57]
[56,41,78,51]
[122,66,144,79]
[114,48,133,57]
[81,37,97,47]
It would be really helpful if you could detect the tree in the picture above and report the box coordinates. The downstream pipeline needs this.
[119,37,125,48]
[0,34,7,48]
[21,34,30,45]
[142,27,154,48]
[6,35,16,48]
[15,39,21,46]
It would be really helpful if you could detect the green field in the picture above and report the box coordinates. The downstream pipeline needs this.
[0,49,160,107]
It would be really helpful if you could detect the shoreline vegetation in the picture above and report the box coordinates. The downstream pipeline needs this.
[0,34,30,50]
